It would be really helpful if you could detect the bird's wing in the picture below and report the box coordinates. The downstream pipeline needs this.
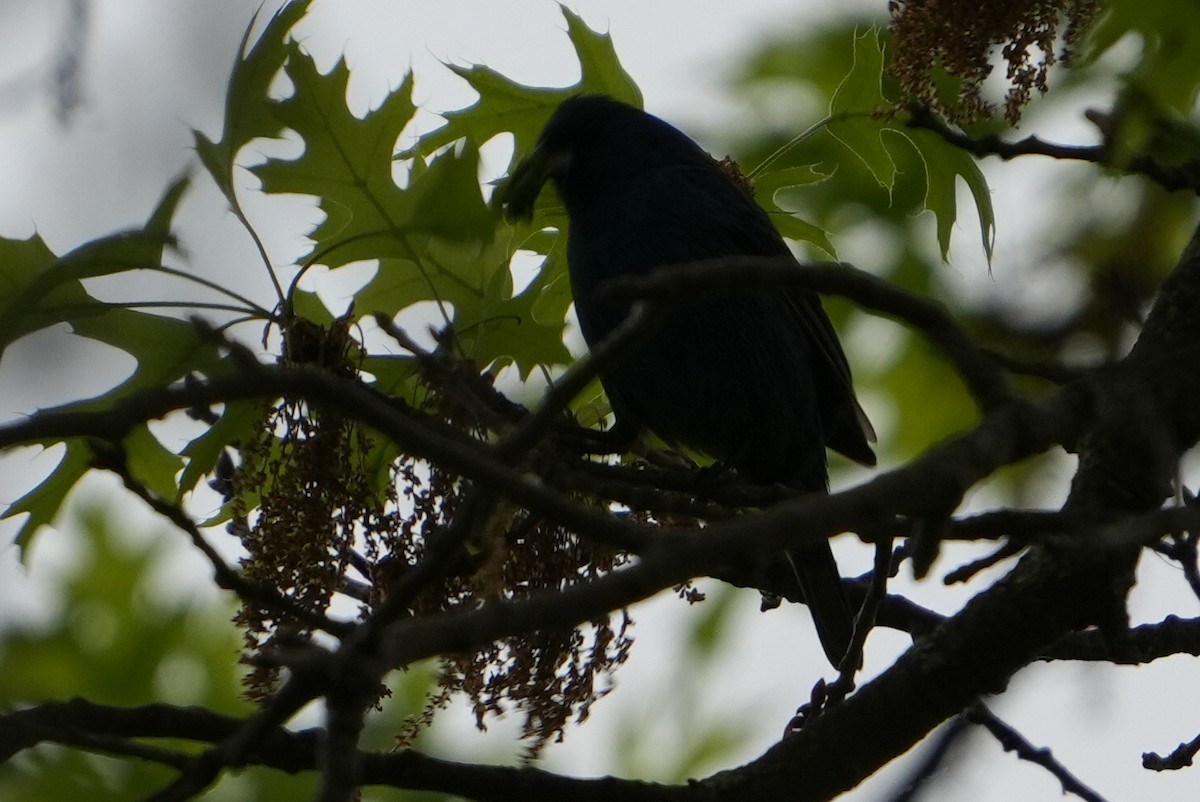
[685,167,877,465]
[784,290,877,466]
[627,162,877,467]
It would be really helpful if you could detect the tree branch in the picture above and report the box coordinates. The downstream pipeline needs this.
[0,700,685,801]
[906,106,1200,195]
[967,703,1108,802]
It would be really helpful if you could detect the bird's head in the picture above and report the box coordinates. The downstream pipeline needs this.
[502,95,705,221]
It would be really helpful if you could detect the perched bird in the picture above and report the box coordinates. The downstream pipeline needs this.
[503,94,875,666]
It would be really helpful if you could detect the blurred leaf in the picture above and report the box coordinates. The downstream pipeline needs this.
[880,332,977,457]
[742,28,994,261]
[1080,0,1200,114]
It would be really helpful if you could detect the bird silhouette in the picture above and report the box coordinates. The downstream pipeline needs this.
[504,94,875,666]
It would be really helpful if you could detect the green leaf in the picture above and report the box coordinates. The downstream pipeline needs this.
[193,1,311,202]
[0,232,74,357]
[567,376,612,430]
[124,425,184,502]
[320,6,641,382]
[288,287,333,325]
[0,173,190,359]
[3,444,91,553]
[357,236,572,379]
[254,54,422,265]
[827,28,896,191]
[0,175,218,552]
[471,258,574,375]
[177,401,264,499]
[773,214,839,259]
[404,5,642,163]
[0,176,228,553]
[361,354,420,398]
[564,6,643,106]
[527,243,573,327]
[254,47,499,272]
[904,129,996,260]
[5,308,227,553]
[68,310,226,406]
[405,143,497,244]
[753,165,838,256]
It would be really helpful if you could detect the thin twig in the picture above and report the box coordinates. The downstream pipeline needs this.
[906,106,1200,195]
[495,301,656,460]
[1144,729,1200,771]
[106,453,351,638]
[967,703,1109,802]
[1154,530,1200,604]
[829,536,894,702]
[373,315,520,431]
[943,540,1026,584]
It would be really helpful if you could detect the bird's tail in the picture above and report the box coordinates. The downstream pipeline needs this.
[788,543,855,668]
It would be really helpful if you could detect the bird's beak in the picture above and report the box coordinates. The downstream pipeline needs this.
[501,145,570,222]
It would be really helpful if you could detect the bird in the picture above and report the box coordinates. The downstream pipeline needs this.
[502,94,876,667]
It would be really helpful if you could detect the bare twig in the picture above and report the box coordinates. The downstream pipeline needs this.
[495,301,655,459]
[943,540,1026,584]
[105,453,351,638]
[906,106,1200,195]
[829,536,894,702]
[967,703,1109,802]
[1154,530,1200,604]
[1144,729,1200,771]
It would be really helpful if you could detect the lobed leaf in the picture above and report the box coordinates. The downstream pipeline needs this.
[404,5,643,164]
[193,0,312,203]
[827,28,897,192]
